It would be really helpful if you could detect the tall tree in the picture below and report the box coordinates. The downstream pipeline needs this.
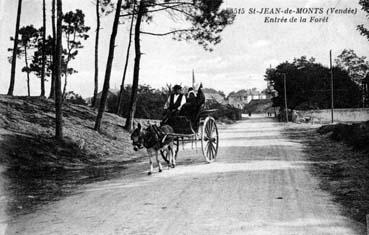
[358,0,369,40]
[358,0,369,107]
[124,0,144,130]
[9,25,39,96]
[335,49,369,107]
[94,0,124,131]
[31,34,75,96]
[55,0,63,141]
[49,0,56,99]
[92,0,101,108]
[30,35,54,83]
[335,49,369,85]
[123,0,235,131]
[8,0,23,96]
[21,26,39,96]
[91,0,114,107]
[61,9,90,98]
[40,0,46,97]
[116,0,136,115]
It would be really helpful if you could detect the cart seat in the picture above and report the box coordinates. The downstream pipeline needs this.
[165,116,195,135]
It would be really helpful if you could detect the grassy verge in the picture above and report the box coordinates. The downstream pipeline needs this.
[0,95,141,171]
[0,95,150,217]
[285,124,369,225]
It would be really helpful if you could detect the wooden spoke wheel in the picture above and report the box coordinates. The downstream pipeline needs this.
[160,138,179,163]
[201,117,219,163]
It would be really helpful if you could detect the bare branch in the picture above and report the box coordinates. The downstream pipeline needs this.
[140,29,193,36]
[120,2,195,18]
[163,4,195,18]
[120,5,177,17]
[148,1,194,6]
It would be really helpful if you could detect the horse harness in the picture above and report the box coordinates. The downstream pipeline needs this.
[143,125,171,150]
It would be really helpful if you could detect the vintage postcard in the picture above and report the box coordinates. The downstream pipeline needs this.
[0,0,368,234]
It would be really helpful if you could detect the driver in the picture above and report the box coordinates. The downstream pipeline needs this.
[163,84,186,116]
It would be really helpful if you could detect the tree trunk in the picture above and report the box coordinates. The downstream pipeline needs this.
[125,2,144,131]
[116,1,135,115]
[8,0,23,96]
[24,46,30,96]
[62,74,68,99]
[40,0,46,97]
[94,0,123,131]
[91,0,100,108]
[55,0,63,141]
[49,0,56,99]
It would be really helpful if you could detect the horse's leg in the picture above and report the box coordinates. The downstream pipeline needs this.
[165,146,172,169]
[148,149,153,175]
[155,151,162,172]
[166,148,171,170]
[170,142,175,168]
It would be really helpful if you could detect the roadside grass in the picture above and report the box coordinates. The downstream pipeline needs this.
[285,124,369,225]
[317,121,369,153]
[0,95,147,217]
[0,95,151,170]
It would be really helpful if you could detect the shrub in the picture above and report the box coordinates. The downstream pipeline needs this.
[318,121,369,152]
[205,99,242,121]
[65,91,86,105]
[106,85,167,120]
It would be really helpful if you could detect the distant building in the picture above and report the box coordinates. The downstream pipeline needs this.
[227,90,249,109]
[227,88,268,109]
[202,88,227,104]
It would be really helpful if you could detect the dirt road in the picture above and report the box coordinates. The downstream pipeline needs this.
[1,115,365,234]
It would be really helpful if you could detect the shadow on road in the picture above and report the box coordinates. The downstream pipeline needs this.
[0,133,144,222]
[282,125,369,227]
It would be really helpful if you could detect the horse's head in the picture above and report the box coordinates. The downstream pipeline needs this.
[131,123,144,151]
[131,123,161,151]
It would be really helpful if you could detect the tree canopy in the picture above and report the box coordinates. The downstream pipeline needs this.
[358,0,369,41]
[265,56,362,110]
[335,49,369,85]
[130,0,236,51]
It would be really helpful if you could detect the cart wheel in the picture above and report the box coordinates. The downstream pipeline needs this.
[201,117,219,162]
[160,138,179,163]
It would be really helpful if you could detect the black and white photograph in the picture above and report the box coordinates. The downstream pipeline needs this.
[0,0,369,234]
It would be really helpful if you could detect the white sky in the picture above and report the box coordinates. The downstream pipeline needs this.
[1,0,369,98]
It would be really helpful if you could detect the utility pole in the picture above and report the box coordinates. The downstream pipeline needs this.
[330,50,334,123]
[283,73,288,122]
[192,69,195,88]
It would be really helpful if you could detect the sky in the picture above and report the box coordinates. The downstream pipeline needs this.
[1,0,369,98]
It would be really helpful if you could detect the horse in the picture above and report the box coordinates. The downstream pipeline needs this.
[131,123,175,175]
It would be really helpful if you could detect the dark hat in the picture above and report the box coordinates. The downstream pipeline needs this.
[173,85,182,90]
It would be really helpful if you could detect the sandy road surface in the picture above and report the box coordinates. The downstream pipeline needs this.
[2,115,366,234]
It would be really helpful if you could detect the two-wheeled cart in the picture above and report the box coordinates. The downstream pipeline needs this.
[161,109,219,163]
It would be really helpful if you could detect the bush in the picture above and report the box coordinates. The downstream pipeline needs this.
[205,99,242,121]
[106,85,167,120]
[317,121,369,152]
[65,91,86,105]
[243,99,273,113]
